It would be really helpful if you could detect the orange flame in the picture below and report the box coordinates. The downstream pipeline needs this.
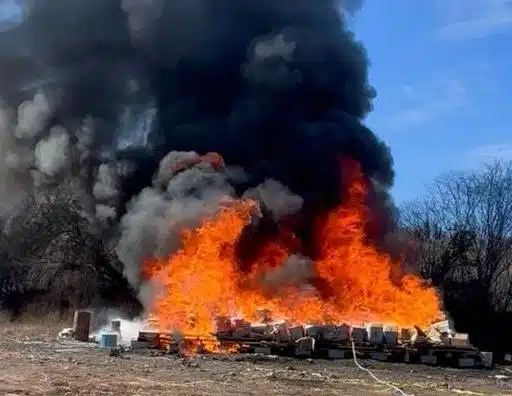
[145,159,441,351]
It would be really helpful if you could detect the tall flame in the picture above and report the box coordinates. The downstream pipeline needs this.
[144,159,441,349]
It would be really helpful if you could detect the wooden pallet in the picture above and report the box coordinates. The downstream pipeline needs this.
[136,330,487,368]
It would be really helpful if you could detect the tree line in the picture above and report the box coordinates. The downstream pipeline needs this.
[399,160,512,355]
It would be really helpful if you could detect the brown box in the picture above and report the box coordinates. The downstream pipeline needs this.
[73,310,91,342]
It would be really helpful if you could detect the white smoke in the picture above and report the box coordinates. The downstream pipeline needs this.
[34,125,71,176]
[14,92,52,140]
[93,163,120,201]
[0,90,124,224]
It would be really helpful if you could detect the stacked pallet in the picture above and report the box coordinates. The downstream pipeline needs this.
[132,316,492,368]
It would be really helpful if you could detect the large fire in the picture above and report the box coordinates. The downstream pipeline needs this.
[143,158,441,351]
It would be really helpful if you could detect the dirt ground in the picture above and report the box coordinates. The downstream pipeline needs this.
[1,321,512,396]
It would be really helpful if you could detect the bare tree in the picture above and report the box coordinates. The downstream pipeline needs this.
[399,160,512,353]
[0,185,141,318]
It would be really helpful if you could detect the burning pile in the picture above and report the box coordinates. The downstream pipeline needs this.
[142,155,441,352]
[1,0,443,353]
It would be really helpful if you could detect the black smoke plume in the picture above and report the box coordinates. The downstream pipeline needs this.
[0,0,395,299]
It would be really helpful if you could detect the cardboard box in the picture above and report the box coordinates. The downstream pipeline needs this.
[451,333,469,347]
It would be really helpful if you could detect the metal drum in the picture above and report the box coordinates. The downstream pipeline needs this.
[73,310,91,342]
[100,332,118,348]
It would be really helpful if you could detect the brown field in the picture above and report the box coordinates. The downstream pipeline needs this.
[0,316,511,396]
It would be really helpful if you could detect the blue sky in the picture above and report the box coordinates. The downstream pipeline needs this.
[1,1,510,204]
[351,0,512,202]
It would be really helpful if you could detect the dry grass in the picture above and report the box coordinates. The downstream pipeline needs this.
[0,315,510,396]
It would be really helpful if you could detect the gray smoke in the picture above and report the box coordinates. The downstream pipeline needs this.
[115,150,242,304]
[0,1,402,314]
[244,178,303,221]
[0,90,119,224]
[261,254,315,292]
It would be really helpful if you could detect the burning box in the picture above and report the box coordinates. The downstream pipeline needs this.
[249,325,267,338]
[256,309,272,323]
[272,323,291,343]
[350,327,366,343]
[426,327,442,344]
[146,315,159,330]
[295,336,315,357]
[309,324,351,341]
[305,325,322,338]
[289,326,306,341]
[332,324,351,341]
[383,326,398,345]
[319,325,337,340]
[138,331,160,347]
[138,331,159,342]
[367,324,384,344]
[400,328,415,343]
[232,319,251,338]
[214,316,233,334]
[431,319,454,335]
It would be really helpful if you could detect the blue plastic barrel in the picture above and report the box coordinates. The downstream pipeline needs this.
[100,332,118,348]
